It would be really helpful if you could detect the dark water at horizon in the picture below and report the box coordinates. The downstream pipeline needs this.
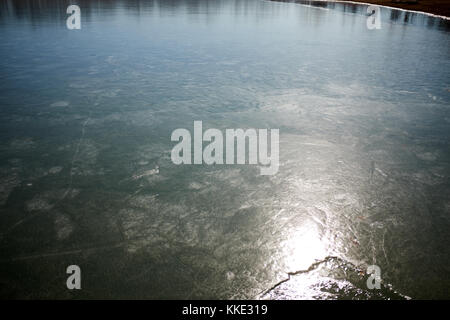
[0,0,449,299]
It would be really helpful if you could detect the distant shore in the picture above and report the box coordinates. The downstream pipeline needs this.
[339,0,450,17]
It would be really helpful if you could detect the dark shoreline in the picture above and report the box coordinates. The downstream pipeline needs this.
[340,0,450,17]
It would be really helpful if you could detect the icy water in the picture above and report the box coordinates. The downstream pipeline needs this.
[0,0,449,299]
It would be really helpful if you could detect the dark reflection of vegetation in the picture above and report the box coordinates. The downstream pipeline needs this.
[0,0,240,25]
[0,0,449,31]
[390,8,402,21]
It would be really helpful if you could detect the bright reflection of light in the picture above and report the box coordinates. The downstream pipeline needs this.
[282,220,327,272]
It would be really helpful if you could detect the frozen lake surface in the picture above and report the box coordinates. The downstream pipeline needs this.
[0,0,449,299]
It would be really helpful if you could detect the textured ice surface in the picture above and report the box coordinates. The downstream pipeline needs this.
[0,0,449,299]
[50,101,70,107]
[54,214,74,240]
[48,166,63,175]
[26,196,54,212]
